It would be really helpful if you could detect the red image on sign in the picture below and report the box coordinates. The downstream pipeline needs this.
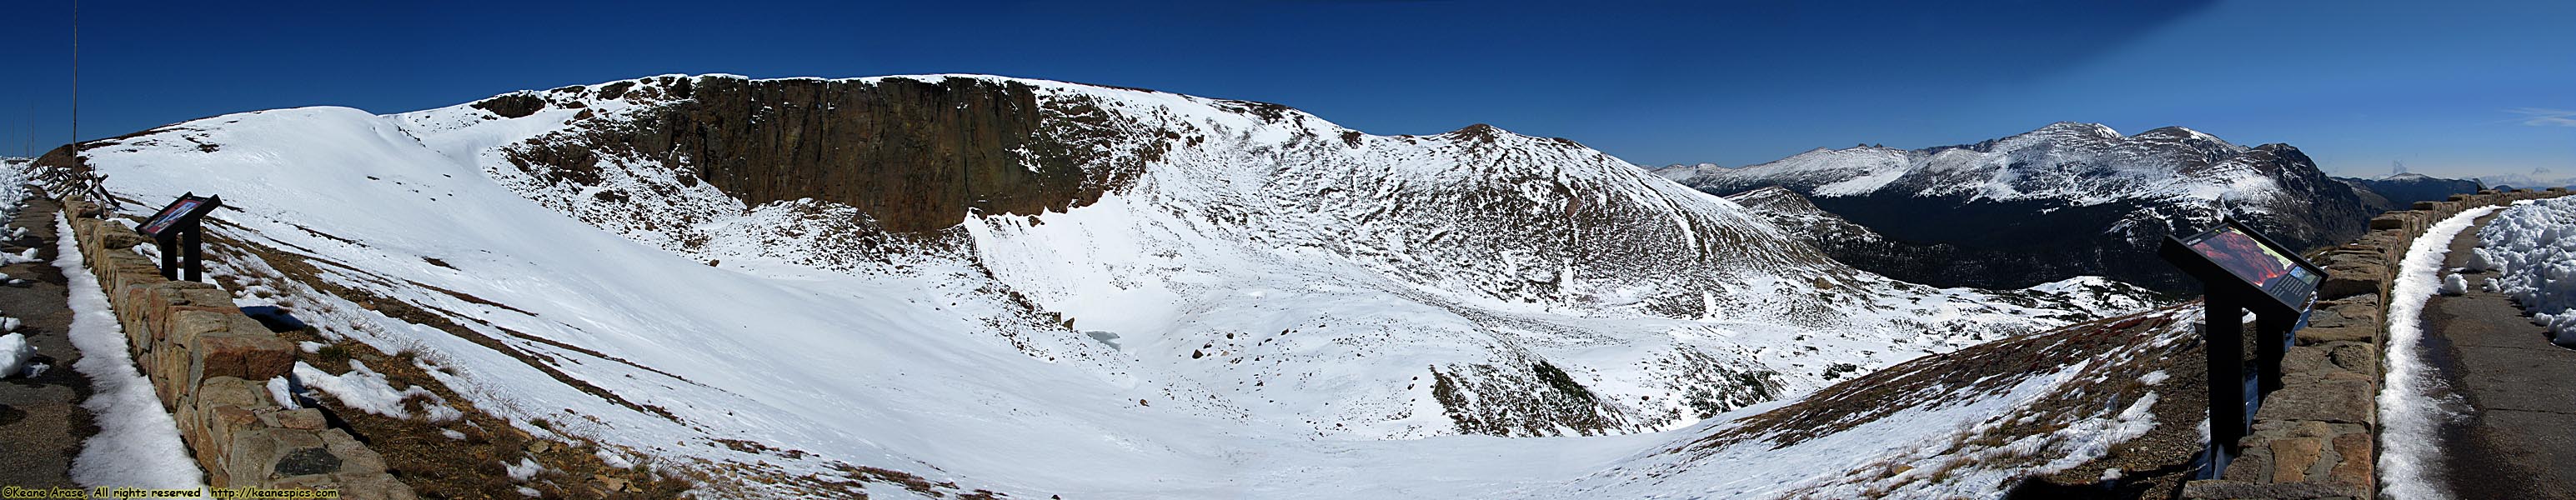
[141,199,203,237]
[2186,226,2298,290]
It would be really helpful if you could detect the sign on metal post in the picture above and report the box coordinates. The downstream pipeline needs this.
[2158,218,2322,480]
[140,192,221,282]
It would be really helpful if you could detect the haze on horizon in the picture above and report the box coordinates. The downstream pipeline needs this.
[0,0,2566,181]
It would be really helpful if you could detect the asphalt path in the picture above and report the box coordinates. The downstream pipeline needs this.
[2425,209,2576,500]
[0,197,96,489]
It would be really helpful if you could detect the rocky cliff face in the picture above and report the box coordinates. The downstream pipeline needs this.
[1664,122,2372,292]
[485,75,1151,234]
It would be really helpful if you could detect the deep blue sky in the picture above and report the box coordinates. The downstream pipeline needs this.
[3,0,2569,179]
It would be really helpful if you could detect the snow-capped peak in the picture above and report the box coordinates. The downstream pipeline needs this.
[1678,122,2284,207]
[2026,121,2122,139]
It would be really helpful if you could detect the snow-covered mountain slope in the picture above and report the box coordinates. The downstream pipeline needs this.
[1721,186,1889,248]
[49,74,2153,498]
[1549,303,2211,499]
[1661,122,2370,292]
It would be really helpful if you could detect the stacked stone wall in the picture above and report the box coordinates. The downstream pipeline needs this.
[59,194,415,499]
[2185,188,2572,499]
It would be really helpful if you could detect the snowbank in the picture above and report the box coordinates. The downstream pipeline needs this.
[2470,198,2576,345]
[2378,206,2500,500]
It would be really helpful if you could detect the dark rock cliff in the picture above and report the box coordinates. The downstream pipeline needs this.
[494,75,1155,233]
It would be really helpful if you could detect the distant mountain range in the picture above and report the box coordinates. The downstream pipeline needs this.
[2334,172,2488,213]
[1656,122,2371,292]
[2472,170,2575,191]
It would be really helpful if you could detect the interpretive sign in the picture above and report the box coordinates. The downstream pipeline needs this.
[2158,218,2320,480]
[139,195,217,238]
[142,193,221,282]
[2172,222,2323,313]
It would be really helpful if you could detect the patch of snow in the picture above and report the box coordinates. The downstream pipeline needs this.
[596,449,635,469]
[2439,272,2468,296]
[0,332,32,378]
[53,213,209,489]
[0,248,38,265]
[504,458,546,481]
[266,376,303,409]
[292,360,452,420]
[2378,206,2501,500]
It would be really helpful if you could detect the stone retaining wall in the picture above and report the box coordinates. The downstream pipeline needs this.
[2184,188,2572,499]
[60,195,416,499]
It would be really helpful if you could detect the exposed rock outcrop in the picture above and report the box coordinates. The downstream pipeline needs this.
[492,75,1154,233]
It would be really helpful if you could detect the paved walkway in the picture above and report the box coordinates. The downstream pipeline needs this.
[2425,209,2576,499]
[0,196,94,488]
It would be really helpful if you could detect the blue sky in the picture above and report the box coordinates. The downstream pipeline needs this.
[3,0,2568,179]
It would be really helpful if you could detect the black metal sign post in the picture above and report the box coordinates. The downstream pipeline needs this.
[139,192,221,282]
[2158,218,2322,480]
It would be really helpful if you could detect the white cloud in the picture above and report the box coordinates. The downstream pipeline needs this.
[2508,108,2576,127]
